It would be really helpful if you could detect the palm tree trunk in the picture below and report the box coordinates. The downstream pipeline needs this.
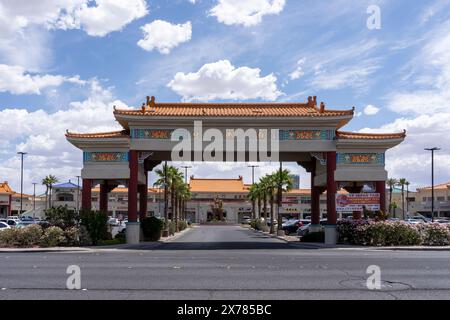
[269,192,274,234]
[257,196,262,219]
[389,186,393,216]
[401,186,405,219]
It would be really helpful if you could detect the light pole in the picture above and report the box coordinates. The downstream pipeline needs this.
[277,162,283,234]
[425,147,440,222]
[247,164,259,185]
[76,175,81,213]
[180,165,192,184]
[17,152,27,215]
[32,182,37,219]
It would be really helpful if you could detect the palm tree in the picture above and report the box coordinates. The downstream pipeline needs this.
[154,163,170,233]
[42,175,58,209]
[397,178,408,219]
[248,184,259,220]
[274,168,293,233]
[386,178,397,217]
[259,175,270,224]
[405,181,410,213]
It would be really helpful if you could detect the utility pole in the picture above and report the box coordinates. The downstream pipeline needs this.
[277,162,283,234]
[181,165,192,184]
[425,147,441,222]
[32,182,37,220]
[247,164,259,185]
[76,175,81,213]
[17,152,27,215]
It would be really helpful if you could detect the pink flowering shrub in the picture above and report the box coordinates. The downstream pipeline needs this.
[338,220,422,246]
[417,223,450,246]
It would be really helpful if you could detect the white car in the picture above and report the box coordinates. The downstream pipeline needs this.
[0,221,11,230]
[0,218,20,228]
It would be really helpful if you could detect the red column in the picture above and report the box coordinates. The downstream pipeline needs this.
[99,181,108,213]
[8,194,12,216]
[128,150,138,222]
[375,181,386,214]
[81,179,92,211]
[139,183,148,221]
[326,152,337,224]
[310,160,320,225]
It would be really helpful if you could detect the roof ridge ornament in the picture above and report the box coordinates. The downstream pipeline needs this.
[146,95,156,113]
[319,102,325,113]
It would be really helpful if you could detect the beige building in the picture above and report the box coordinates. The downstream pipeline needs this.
[415,183,450,217]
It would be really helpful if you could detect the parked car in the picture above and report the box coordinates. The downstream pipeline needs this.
[16,221,36,229]
[408,216,431,223]
[20,215,34,221]
[405,218,422,225]
[435,219,450,224]
[0,218,20,228]
[241,216,251,224]
[265,219,278,227]
[282,219,303,234]
[0,221,11,230]
[107,217,119,226]
[297,220,327,237]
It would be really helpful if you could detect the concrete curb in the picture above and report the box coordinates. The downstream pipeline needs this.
[0,247,94,253]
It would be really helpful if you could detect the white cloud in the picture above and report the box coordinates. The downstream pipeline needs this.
[0,79,130,193]
[167,60,283,101]
[209,0,285,27]
[363,104,380,116]
[0,64,86,95]
[0,0,148,37]
[72,0,148,37]
[137,20,192,54]
[289,58,305,80]
[359,21,450,187]
[310,60,379,90]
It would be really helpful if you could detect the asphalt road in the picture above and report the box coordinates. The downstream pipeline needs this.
[1,225,450,300]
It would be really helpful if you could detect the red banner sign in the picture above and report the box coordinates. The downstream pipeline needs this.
[336,193,380,212]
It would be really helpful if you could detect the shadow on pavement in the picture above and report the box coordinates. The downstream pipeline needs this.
[122,241,321,250]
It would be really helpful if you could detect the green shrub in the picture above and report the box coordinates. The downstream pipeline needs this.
[40,226,65,247]
[0,228,20,247]
[301,231,325,242]
[80,210,109,245]
[63,227,80,246]
[114,232,126,243]
[141,216,164,241]
[178,220,188,231]
[17,224,43,247]
[44,206,79,230]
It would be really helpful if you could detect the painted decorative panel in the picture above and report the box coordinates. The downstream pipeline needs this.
[337,153,385,165]
[279,130,335,140]
[83,152,129,162]
[132,128,173,139]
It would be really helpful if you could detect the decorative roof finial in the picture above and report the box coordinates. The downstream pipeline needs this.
[319,102,325,113]
[307,96,313,106]
[313,96,317,106]
[141,103,146,113]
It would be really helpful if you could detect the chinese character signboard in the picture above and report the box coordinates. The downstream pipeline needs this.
[335,193,380,212]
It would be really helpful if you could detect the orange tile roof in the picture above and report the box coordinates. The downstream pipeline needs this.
[189,177,247,193]
[113,96,354,118]
[65,130,129,139]
[0,181,13,195]
[336,130,406,140]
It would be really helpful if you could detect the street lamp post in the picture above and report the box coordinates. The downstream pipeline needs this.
[181,165,192,184]
[277,162,283,234]
[76,175,81,213]
[425,147,441,222]
[32,182,37,220]
[247,164,259,185]
[17,152,27,215]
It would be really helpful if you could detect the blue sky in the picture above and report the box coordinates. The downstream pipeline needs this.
[1,0,449,194]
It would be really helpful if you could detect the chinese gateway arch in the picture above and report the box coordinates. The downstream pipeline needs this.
[66,96,405,244]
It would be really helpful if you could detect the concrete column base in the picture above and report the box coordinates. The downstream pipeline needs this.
[324,225,338,245]
[126,222,140,244]
[309,224,322,233]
